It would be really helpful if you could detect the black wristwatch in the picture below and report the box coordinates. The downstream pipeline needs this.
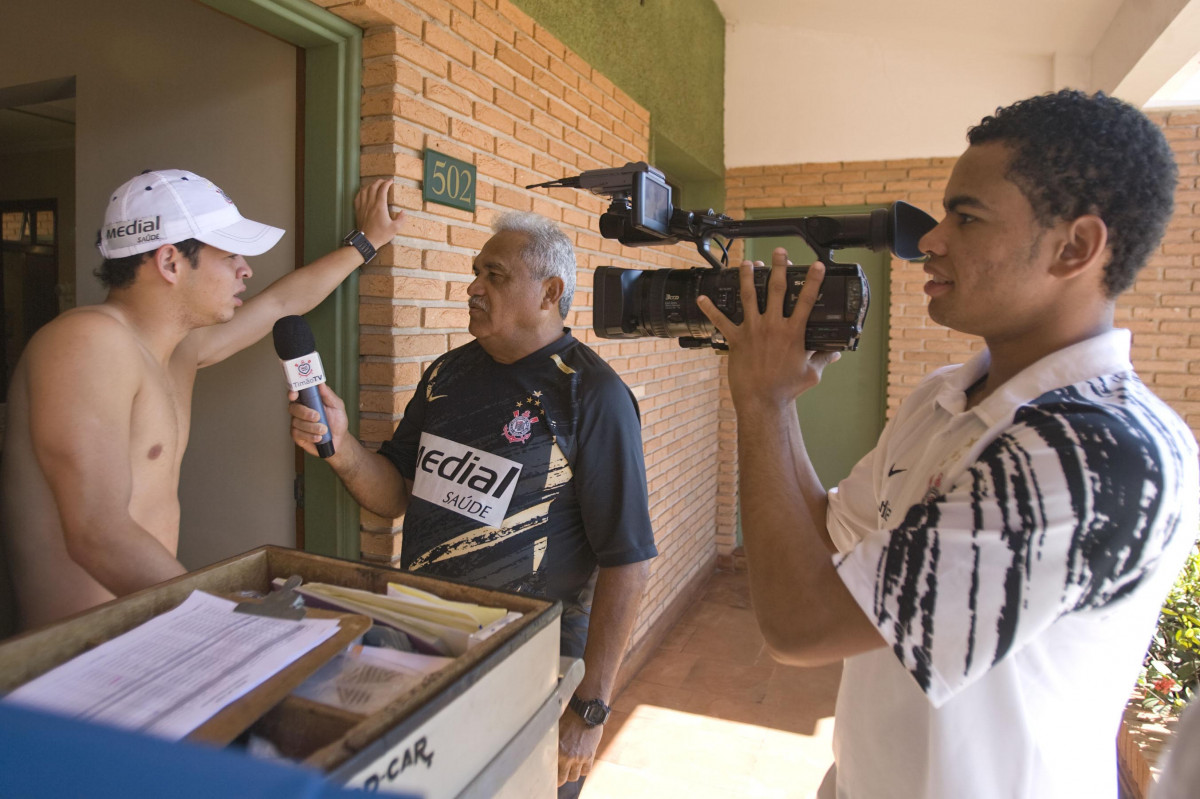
[342,229,377,265]
[568,694,611,727]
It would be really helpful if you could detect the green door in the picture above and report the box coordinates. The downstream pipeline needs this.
[198,0,363,560]
[743,204,890,491]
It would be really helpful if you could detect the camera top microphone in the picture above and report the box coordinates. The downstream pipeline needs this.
[527,162,665,198]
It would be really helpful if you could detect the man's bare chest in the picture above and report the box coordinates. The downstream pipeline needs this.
[129,364,194,472]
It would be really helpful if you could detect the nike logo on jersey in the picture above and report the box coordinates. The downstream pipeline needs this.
[888,464,907,477]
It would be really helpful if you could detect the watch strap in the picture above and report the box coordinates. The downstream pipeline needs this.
[567,694,611,727]
[342,229,376,265]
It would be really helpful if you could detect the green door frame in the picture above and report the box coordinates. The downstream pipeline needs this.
[198,0,362,559]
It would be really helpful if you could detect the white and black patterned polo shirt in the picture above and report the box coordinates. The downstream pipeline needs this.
[826,329,1199,799]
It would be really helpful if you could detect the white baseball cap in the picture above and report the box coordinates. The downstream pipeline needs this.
[98,169,285,259]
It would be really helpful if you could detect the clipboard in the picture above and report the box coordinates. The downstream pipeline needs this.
[187,607,371,746]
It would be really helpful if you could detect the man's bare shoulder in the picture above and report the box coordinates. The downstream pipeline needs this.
[29,304,137,345]
[21,305,146,380]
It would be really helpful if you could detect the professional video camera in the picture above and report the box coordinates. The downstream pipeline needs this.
[529,162,937,351]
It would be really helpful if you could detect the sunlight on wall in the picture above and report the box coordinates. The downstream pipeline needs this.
[1146,52,1200,109]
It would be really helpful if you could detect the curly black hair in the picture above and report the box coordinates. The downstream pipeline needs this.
[968,89,1177,298]
[95,238,204,290]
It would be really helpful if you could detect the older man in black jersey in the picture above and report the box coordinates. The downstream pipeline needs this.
[288,212,657,795]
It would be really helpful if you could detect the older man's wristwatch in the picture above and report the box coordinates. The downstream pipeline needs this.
[342,229,377,265]
[568,694,611,727]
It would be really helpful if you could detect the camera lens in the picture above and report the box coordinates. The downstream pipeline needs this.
[641,269,675,338]
[639,269,715,339]
[592,264,868,351]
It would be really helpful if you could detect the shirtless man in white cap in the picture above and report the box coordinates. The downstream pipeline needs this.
[1,170,404,630]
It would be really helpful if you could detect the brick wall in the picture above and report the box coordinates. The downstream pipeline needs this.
[724,157,983,417]
[1133,110,1200,432]
[313,0,725,649]
[719,109,1200,545]
[719,157,973,556]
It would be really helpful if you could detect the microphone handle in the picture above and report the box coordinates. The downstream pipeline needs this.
[296,385,335,458]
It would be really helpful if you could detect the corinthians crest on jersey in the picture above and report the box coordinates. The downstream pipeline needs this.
[503,391,545,444]
[504,409,538,443]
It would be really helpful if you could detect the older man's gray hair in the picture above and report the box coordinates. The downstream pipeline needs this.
[492,212,577,318]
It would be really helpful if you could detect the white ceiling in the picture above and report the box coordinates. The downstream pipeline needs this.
[712,0,1127,57]
[716,0,1200,165]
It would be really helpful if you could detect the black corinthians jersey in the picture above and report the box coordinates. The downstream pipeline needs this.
[379,332,657,651]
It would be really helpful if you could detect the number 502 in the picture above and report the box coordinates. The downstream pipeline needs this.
[431,159,472,200]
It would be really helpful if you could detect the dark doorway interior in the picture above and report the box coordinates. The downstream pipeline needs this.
[0,77,75,638]
[0,200,59,399]
[0,76,77,407]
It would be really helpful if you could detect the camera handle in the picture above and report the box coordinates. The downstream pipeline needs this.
[675,202,932,270]
[692,220,839,271]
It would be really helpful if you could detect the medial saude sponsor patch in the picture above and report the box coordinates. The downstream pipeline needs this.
[104,215,163,249]
[412,432,521,527]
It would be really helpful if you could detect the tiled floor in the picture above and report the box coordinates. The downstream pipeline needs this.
[581,569,840,799]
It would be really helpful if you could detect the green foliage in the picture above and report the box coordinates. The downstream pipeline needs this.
[1139,543,1200,715]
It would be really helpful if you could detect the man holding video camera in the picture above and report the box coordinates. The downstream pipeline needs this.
[699,90,1199,798]
[287,212,656,795]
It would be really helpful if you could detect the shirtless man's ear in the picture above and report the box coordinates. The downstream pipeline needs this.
[152,244,184,285]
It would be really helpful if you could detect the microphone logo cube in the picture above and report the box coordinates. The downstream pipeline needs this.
[281,353,326,391]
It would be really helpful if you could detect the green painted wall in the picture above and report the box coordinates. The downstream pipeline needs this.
[510,0,725,190]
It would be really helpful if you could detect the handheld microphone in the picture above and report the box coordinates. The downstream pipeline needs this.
[272,315,334,458]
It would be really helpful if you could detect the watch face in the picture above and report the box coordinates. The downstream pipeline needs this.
[571,695,610,726]
[583,702,608,725]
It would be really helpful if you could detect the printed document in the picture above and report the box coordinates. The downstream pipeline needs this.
[2,591,341,740]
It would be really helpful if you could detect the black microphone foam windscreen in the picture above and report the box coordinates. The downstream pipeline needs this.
[273,315,316,360]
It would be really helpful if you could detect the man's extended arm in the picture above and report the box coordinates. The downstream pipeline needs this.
[698,252,885,666]
[26,314,186,594]
[288,382,412,519]
[190,179,405,368]
[557,559,650,786]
